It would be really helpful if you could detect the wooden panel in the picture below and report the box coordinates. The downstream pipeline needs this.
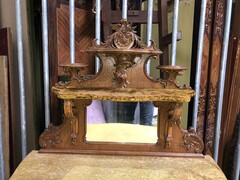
[190,0,227,157]
[0,56,10,179]
[196,0,215,140]
[0,28,15,174]
[57,5,95,75]
[48,0,60,125]
[204,0,226,156]
[219,0,240,167]
[48,1,95,125]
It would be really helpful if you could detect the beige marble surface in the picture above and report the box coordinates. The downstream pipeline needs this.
[10,151,226,180]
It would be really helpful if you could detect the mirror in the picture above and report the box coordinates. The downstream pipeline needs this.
[86,100,158,143]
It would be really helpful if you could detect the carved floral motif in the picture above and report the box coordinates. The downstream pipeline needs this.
[196,86,206,139]
[205,0,213,39]
[205,83,217,155]
[214,0,225,39]
[112,54,136,88]
[91,20,157,50]
[181,127,204,153]
[39,124,61,148]
[198,86,207,117]
[89,19,160,88]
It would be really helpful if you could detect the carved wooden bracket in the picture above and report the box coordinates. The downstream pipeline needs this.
[165,102,183,149]
[64,100,79,145]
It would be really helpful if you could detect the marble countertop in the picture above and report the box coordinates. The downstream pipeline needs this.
[10,151,226,180]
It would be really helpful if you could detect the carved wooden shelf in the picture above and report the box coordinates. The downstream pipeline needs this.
[39,19,204,157]
[52,87,194,102]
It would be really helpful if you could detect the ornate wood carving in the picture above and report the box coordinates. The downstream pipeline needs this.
[192,0,227,156]
[181,127,204,153]
[213,0,224,39]
[39,124,61,148]
[205,0,214,38]
[195,0,215,139]
[165,103,183,149]
[204,0,226,156]
[64,100,79,145]
[39,19,203,157]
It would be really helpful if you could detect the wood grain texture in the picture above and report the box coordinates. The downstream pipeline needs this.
[196,0,214,140]
[48,0,61,125]
[39,20,203,156]
[48,2,95,125]
[0,56,10,179]
[57,5,95,75]
[204,0,225,156]
[219,0,240,167]
[0,28,15,174]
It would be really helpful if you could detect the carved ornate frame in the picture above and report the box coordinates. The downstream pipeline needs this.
[39,20,204,157]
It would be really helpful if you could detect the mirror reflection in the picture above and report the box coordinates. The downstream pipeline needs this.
[86,100,158,143]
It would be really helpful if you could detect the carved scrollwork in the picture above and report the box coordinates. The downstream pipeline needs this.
[90,19,157,51]
[88,20,161,88]
[64,100,79,145]
[180,127,204,153]
[39,124,61,148]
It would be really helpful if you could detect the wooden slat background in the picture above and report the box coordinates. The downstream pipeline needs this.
[0,27,15,174]
[0,56,10,179]
[57,5,95,75]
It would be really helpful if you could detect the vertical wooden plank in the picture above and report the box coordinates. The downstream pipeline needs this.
[195,0,215,140]
[0,28,16,174]
[57,5,95,76]
[220,0,240,167]
[158,0,169,65]
[0,56,10,179]
[48,0,61,125]
[204,0,226,156]
[102,0,112,40]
